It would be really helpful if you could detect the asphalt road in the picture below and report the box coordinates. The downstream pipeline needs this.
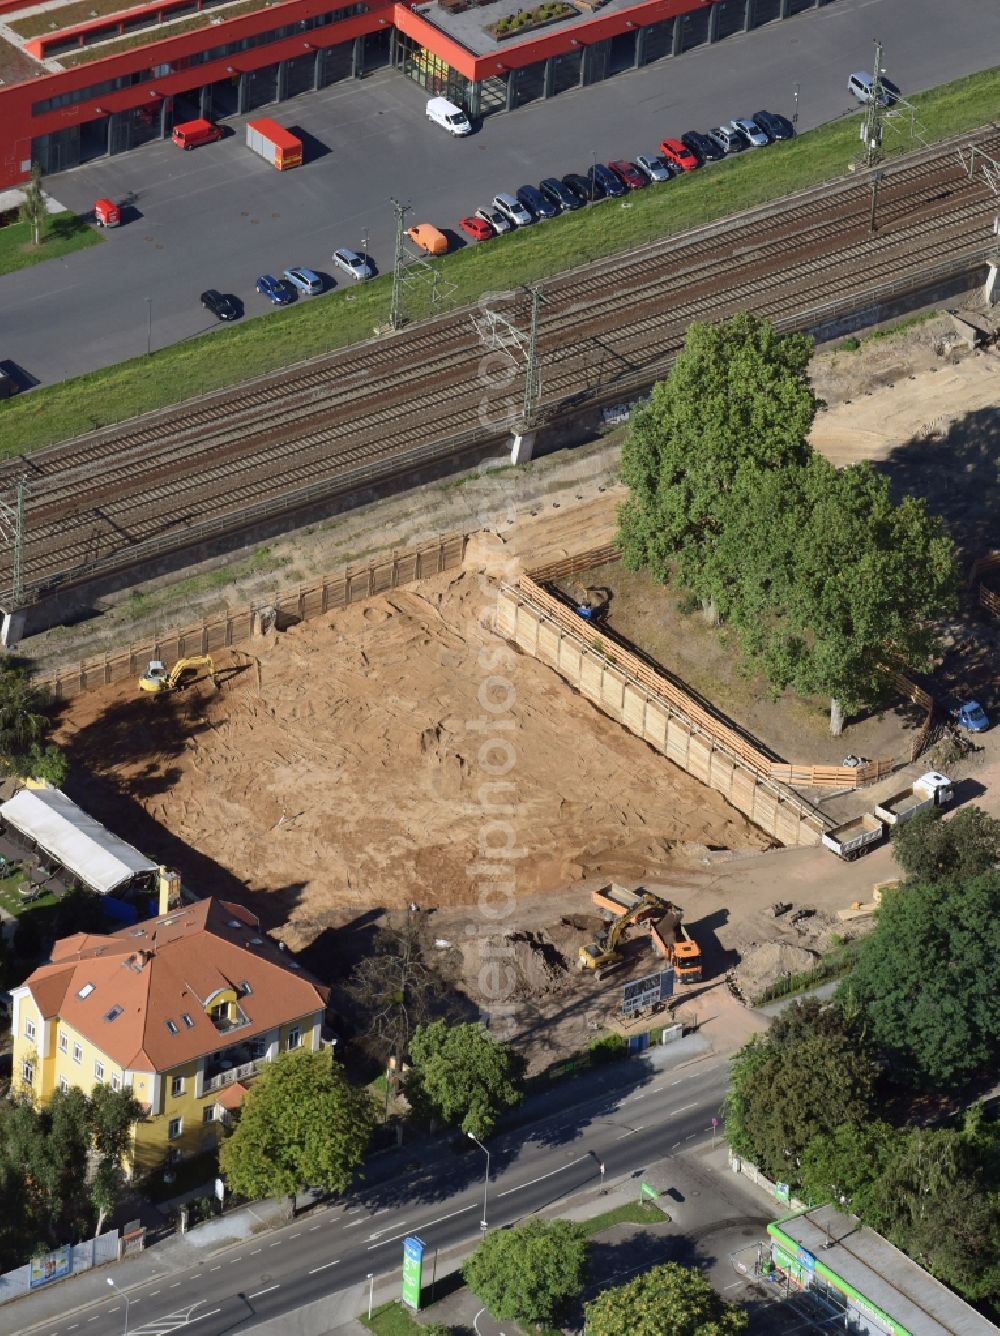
[4,0,1000,389]
[11,1050,730,1336]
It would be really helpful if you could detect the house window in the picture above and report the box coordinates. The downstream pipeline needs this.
[171,1075,184,1098]
[22,1062,33,1085]
[24,1018,35,1042]
[111,1074,121,1092]
[73,1043,83,1064]
[59,1076,69,1093]
[211,1002,229,1022]
[58,1031,68,1053]
[95,1061,105,1082]
[286,1027,301,1051]
[168,1117,182,1140]
[202,1105,216,1124]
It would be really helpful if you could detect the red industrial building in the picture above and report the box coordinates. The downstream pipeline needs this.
[0,0,832,191]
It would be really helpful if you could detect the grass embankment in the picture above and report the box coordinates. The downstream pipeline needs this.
[2,62,998,456]
[0,211,100,278]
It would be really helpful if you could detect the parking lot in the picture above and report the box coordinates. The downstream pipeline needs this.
[4,0,1000,389]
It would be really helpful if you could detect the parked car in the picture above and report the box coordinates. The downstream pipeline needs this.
[256,274,295,305]
[460,214,495,241]
[283,266,323,295]
[201,289,241,321]
[706,125,746,155]
[407,223,449,255]
[732,117,769,148]
[587,163,626,198]
[681,131,724,164]
[539,177,583,211]
[476,206,511,235]
[516,184,558,220]
[658,138,699,173]
[752,109,794,141]
[951,699,990,733]
[332,247,374,280]
[635,154,673,183]
[608,160,647,190]
[492,192,533,227]
[561,173,594,204]
[848,70,897,106]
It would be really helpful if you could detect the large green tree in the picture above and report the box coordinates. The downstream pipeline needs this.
[218,1049,374,1214]
[89,1084,145,1234]
[584,1261,748,1336]
[724,999,875,1184]
[0,662,68,783]
[840,872,1000,1087]
[891,805,1000,884]
[462,1220,587,1326]
[409,1020,526,1139]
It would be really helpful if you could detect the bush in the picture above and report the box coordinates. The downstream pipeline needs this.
[589,1032,628,1065]
[837,336,861,351]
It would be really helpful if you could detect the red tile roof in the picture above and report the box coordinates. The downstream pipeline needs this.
[22,899,327,1073]
[215,1082,248,1111]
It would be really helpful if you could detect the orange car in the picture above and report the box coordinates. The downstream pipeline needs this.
[407,223,449,256]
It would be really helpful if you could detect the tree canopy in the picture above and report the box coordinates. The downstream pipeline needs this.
[462,1219,587,1326]
[724,999,875,1184]
[839,872,1000,1087]
[584,1261,748,1336]
[617,313,957,725]
[0,661,68,784]
[218,1049,374,1212]
[891,805,1000,884]
[409,1020,526,1139]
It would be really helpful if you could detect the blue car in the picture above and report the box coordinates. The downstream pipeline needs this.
[256,274,295,305]
[587,163,626,200]
[952,699,989,733]
[516,184,558,220]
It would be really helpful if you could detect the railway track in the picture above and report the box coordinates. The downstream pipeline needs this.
[5,128,999,602]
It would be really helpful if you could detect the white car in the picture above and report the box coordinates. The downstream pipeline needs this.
[732,117,769,149]
[635,153,672,183]
[492,192,533,228]
[332,247,374,281]
[475,206,511,235]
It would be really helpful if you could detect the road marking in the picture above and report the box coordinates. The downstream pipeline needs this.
[248,1285,280,1299]
[170,1281,182,1287]
[615,1126,643,1140]
[672,1141,681,1148]
[87,1318,98,1323]
[150,1289,161,1296]
[189,1308,222,1324]
[209,1264,222,1271]
[497,1155,589,1198]
[346,1206,389,1229]
[249,1248,262,1255]
[308,1260,340,1274]
[369,1221,408,1241]
[289,1231,302,1238]
[368,1204,476,1249]
[309,1223,323,1230]
[269,1241,282,1247]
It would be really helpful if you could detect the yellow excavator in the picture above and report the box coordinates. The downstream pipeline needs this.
[578,891,665,979]
[139,655,218,695]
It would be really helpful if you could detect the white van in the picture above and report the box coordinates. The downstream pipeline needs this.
[426,96,472,137]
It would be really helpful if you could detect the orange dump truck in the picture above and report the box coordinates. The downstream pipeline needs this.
[245,118,303,170]
[591,883,664,923]
[650,908,703,984]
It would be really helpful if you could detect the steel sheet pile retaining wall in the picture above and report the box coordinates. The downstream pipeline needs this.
[40,533,467,701]
[496,581,824,849]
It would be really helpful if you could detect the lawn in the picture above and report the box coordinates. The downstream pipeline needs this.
[576,1199,668,1237]
[0,865,58,917]
[359,1301,426,1335]
[1,61,998,456]
[0,211,101,278]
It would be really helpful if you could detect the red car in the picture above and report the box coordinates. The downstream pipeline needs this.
[658,138,700,173]
[459,214,494,242]
[608,160,647,190]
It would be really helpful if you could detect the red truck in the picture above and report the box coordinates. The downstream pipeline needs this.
[172,119,223,150]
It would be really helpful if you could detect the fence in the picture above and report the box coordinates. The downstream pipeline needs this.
[0,1230,120,1306]
[969,551,1000,618]
[38,533,468,702]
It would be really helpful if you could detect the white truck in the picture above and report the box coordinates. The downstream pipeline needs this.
[426,96,472,136]
[821,813,884,860]
[873,771,953,827]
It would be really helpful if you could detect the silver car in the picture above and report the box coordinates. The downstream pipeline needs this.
[732,117,768,148]
[636,153,672,183]
[492,192,533,228]
[332,247,374,281]
[706,125,746,155]
[476,206,511,235]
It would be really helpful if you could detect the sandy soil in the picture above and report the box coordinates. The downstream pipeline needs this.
[57,568,768,955]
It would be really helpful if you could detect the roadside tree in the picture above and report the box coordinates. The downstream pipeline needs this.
[463,1219,587,1327]
[89,1084,145,1234]
[724,999,875,1184]
[19,162,45,247]
[891,805,1000,883]
[840,872,1000,1087]
[584,1260,748,1336]
[218,1049,374,1214]
[409,1020,526,1139]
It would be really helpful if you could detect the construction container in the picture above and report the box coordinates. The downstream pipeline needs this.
[245,118,303,170]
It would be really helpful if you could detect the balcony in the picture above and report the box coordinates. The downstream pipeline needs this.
[202,1055,267,1094]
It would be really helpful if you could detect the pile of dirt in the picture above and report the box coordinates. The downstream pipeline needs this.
[57,569,769,951]
[734,942,819,1003]
[460,929,569,1002]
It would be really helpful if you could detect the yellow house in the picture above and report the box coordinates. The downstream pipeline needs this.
[11,899,328,1179]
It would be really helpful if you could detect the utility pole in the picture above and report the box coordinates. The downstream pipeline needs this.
[389,197,410,331]
[861,39,886,170]
[0,478,26,609]
[519,285,542,431]
[868,169,886,237]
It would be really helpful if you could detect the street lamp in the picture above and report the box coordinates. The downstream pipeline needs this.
[106,1276,130,1335]
[467,1130,490,1231]
[793,81,800,126]
[367,1272,374,1320]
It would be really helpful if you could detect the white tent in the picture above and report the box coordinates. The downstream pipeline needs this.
[0,788,157,895]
